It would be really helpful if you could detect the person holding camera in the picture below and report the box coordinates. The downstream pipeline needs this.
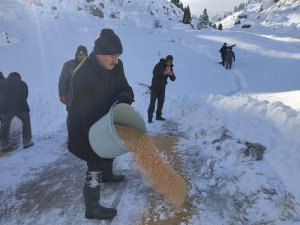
[147,55,176,123]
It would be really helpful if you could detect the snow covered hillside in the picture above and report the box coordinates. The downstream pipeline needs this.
[23,0,183,27]
[219,0,300,38]
[1,0,300,224]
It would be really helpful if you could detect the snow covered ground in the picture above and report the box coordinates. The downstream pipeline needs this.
[1,0,300,224]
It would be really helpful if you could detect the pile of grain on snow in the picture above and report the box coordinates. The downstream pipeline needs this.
[115,124,187,208]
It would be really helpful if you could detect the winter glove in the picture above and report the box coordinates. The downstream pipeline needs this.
[115,95,134,105]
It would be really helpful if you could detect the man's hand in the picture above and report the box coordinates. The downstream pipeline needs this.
[115,95,134,105]
[164,66,173,76]
[60,95,67,105]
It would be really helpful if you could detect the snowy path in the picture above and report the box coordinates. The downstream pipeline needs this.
[224,67,250,96]
[1,104,299,224]
[0,148,145,225]
[0,120,193,225]
[0,120,247,225]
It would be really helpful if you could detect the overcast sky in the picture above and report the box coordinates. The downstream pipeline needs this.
[180,0,247,16]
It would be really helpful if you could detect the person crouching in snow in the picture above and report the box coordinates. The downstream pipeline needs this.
[225,47,235,70]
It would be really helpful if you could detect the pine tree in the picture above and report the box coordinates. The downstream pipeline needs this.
[218,23,223,30]
[238,3,245,11]
[182,6,191,24]
[171,0,184,10]
[200,8,209,28]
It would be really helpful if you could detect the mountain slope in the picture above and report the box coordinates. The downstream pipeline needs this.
[219,0,300,37]
[22,0,183,27]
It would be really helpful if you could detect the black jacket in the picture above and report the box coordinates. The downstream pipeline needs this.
[226,50,236,63]
[67,52,134,163]
[150,58,176,91]
[58,58,80,107]
[0,73,30,113]
[219,44,236,58]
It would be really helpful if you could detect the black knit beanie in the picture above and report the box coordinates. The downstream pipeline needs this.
[166,55,173,62]
[8,72,21,79]
[93,29,123,55]
[75,45,88,56]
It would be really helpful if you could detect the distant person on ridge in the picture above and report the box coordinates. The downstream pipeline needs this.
[219,42,236,66]
[225,47,235,70]
[0,71,4,80]
[147,55,176,123]
[0,72,33,151]
[67,29,134,220]
[0,71,5,123]
[58,45,88,111]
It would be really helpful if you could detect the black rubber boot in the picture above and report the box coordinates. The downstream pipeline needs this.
[101,168,125,183]
[83,186,117,220]
[101,162,125,183]
[156,116,166,121]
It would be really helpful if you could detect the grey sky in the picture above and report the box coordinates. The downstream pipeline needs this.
[180,0,247,16]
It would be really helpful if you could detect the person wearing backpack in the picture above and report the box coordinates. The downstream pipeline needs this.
[225,47,235,70]
[219,42,236,66]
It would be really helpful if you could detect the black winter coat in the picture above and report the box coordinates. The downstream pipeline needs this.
[58,58,80,107]
[67,52,134,164]
[219,45,228,58]
[0,73,30,113]
[219,44,236,58]
[150,58,176,92]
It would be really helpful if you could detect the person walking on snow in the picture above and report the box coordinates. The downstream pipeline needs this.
[147,55,176,123]
[67,29,134,220]
[225,47,235,70]
[58,45,88,110]
[0,72,33,151]
[219,42,236,66]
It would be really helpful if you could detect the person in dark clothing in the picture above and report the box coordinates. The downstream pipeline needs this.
[225,47,235,70]
[147,55,176,123]
[67,29,134,220]
[0,72,4,123]
[0,71,4,80]
[58,45,88,110]
[219,42,236,66]
[0,72,33,151]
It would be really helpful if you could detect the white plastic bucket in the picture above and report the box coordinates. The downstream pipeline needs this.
[88,103,147,158]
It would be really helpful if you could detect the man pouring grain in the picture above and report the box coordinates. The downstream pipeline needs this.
[67,29,134,220]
